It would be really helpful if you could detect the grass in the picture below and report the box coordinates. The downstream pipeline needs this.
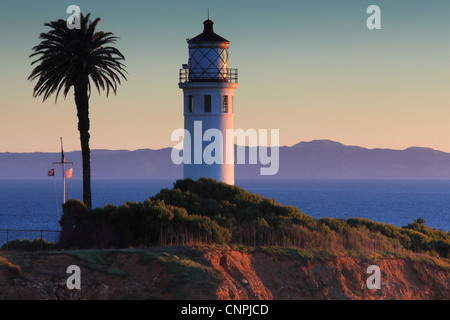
[140,248,225,284]
[45,249,128,278]
[136,247,225,299]
[37,247,224,285]
[403,252,450,271]
[235,245,344,262]
[0,255,22,275]
[344,248,450,271]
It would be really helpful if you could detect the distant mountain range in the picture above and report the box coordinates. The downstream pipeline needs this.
[1,140,450,180]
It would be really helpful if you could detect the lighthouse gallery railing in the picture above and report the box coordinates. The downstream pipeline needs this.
[179,68,238,83]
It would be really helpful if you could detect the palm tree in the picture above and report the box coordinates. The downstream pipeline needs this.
[28,14,127,209]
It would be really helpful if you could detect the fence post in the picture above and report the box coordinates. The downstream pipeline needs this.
[1,229,59,251]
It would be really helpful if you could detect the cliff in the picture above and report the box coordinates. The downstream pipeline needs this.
[1,245,449,300]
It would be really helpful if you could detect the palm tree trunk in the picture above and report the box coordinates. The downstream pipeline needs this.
[74,75,92,209]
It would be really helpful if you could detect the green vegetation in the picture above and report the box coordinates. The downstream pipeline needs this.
[0,238,57,251]
[59,178,450,258]
[245,246,340,262]
[62,250,127,277]
[140,250,224,284]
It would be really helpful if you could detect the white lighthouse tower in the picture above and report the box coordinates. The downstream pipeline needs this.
[179,19,238,185]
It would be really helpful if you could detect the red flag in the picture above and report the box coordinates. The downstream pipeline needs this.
[66,168,73,179]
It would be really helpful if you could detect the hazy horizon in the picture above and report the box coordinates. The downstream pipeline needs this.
[1,138,450,154]
[1,0,450,153]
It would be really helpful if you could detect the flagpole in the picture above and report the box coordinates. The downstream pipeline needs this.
[50,139,73,229]
[61,137,65,204]
[63,163,65,204]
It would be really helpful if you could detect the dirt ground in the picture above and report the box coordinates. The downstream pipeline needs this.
[0,246,449,300]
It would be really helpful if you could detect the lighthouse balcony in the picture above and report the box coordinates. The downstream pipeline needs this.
[179,68,238,84]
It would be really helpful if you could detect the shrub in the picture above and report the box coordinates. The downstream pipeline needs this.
[57,178,450,258]
[0,238,56,251]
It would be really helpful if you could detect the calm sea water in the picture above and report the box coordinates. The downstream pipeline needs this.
[0,179,449,244]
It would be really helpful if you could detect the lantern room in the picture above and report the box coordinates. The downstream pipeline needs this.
[180,19,238,83]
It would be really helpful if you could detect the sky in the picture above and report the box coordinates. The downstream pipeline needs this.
[0,0,449,153]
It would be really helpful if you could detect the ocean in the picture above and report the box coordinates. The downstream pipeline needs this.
[0,179,449,244]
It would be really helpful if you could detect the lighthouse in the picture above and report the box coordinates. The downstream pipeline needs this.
[179,19,239,185]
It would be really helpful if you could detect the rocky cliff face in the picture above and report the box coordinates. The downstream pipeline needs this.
[0,246,448,300]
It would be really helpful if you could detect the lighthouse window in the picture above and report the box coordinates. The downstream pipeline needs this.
[222,96,228,113]
[204,95,211,112]
[188,95,193,113]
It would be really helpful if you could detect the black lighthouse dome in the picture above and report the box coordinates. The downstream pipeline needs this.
[188,19,229,43]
